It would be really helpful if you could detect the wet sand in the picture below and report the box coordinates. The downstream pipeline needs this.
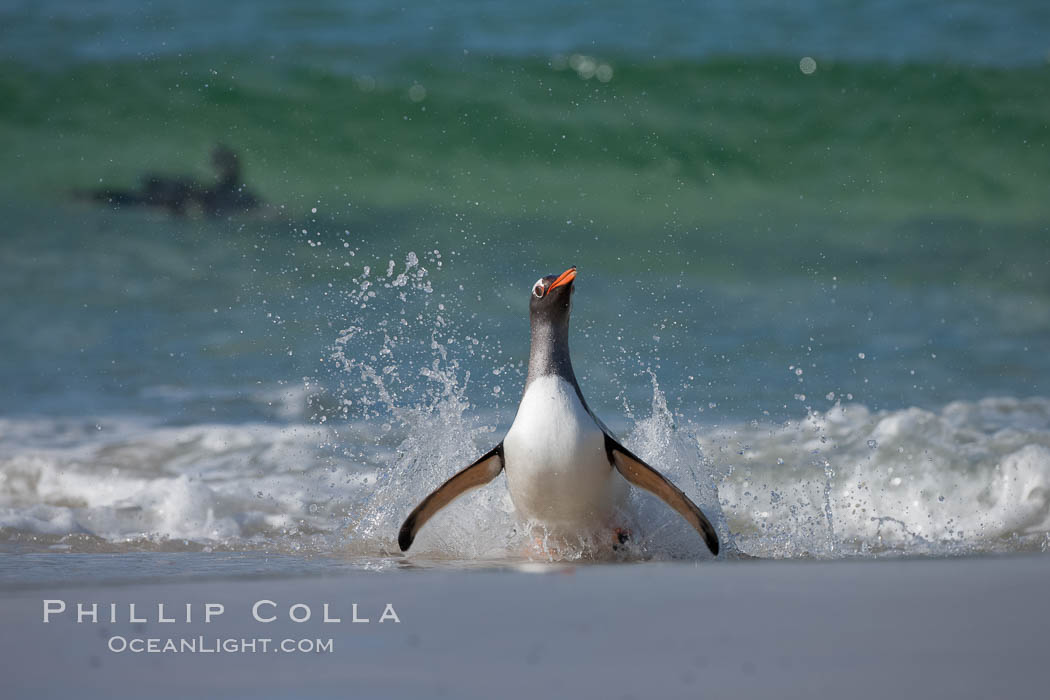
[2,553,1047,698]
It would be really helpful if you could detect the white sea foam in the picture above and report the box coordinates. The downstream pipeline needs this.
[709,396,1050,557]
[0,418,367,552]
[3,247,1047,560]
[2,392,1048,560]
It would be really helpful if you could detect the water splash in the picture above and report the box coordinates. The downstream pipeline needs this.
[707,398,1050,558]
[324,258,730,562]
[3,395,1049,559]
[3,237,1049,561]
[612,372,733,560]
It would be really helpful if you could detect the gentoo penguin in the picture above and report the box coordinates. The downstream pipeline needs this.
[398,266,719,556]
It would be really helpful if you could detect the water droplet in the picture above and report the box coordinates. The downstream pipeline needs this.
[408,84,427,102]
[867,439,878,449]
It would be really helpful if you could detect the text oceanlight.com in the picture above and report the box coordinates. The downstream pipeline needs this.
[107,636,335,654]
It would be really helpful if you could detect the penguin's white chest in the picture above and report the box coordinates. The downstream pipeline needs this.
[503,376,627,528]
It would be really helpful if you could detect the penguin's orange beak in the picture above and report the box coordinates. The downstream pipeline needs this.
[546,266,577,294]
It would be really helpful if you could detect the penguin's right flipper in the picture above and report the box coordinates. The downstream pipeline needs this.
[398,444,505,552]
[606,435,720,556]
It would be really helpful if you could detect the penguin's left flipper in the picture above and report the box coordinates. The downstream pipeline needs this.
[398,444,505,552]
[605,435,720,556]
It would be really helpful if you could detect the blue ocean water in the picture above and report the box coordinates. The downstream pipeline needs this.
[1,1,1048,562]
[5,0,1050,66]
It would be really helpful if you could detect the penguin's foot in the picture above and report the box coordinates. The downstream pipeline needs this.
[521,526,632,561]
[529,535,562,561]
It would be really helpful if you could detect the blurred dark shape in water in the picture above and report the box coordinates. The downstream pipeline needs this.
[78,145,261,217]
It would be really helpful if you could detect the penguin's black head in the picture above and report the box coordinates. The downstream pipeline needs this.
[528,266,576,324]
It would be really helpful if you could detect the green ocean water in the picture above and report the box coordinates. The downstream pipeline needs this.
[4,54,1049,219]
[3,53,1049,291]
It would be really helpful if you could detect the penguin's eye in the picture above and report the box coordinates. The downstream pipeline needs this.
[532,280,545,298]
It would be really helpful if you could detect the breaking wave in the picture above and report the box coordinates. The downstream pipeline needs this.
[3,392,1048,561]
